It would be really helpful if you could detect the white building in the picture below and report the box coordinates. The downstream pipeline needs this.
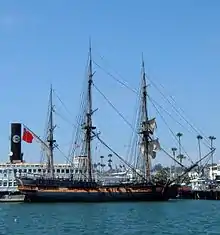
[208,164,219,180]
[188,171,199,179]
[0,156,91,193]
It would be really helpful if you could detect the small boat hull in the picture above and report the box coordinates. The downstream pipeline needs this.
[0,193,25,202]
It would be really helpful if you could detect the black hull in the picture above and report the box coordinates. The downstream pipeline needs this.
[17,177,178,203]
[23,190,173,203]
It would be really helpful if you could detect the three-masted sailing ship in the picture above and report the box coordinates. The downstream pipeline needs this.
[16,45,204,202]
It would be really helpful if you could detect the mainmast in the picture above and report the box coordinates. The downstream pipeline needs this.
[47,85,56,178]
[140,56,151,181]
[84,41,96,182]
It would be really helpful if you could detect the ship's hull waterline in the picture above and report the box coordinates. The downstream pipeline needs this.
[16,177,178,202]
[18,186,177,202]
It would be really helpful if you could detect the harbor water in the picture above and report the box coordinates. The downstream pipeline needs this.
[0,200,219,235]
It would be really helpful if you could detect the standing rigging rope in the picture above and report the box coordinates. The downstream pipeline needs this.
[92,60,196,164]
[92,56,211,148]
[92,83,136,133]
[93,61,138,94]
[148,95,209,147]
[148,95,194,164]
[146,76,211,146]
[93,132,146,181]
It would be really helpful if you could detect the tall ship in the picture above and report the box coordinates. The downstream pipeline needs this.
[16,44,208,202]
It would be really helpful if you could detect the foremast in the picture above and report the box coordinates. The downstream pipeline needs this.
[47,85,56,178]
[83,42,96,182]
[139,56,160,182]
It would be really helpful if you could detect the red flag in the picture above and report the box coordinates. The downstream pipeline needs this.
[22,128,34,143]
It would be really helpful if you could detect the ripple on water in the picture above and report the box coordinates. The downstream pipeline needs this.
[0,201,220,234]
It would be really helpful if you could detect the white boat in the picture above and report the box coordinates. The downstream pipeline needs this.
[0,193,25,202]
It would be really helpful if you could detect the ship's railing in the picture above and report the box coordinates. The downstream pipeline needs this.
[16,172,73,180]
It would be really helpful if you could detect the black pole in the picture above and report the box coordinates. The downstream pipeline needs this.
[10,123,22,163]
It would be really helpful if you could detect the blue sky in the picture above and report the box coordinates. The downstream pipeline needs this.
[0,1,219,167]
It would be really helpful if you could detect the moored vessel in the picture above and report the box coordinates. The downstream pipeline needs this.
[0,192,25,202]
[16,43,211,202]
[16,182,177,202]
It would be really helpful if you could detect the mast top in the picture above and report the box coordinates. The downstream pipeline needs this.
[89,37,92,54]
[141,54,148,123]
[50,84,53,96]
[141,53,147,89]
[88,38,93,83]
[141,53,145,69]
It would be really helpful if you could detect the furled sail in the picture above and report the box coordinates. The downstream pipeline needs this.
[139,115,160,159]
[148,118,157,134]
[148,138,160,159]
[140,138,160,159]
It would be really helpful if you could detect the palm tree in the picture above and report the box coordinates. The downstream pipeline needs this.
[177,154,186,164]
[108,154,113,170]
[176,132,183,155]
[171,147,177,178]
[176,133,185,165]
[100,155,104,173]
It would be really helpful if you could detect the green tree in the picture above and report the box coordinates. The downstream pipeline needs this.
[154,167,169,183]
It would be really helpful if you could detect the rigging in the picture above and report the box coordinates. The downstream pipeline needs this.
[93,83,136,133]
[147,76,211,146]
[92,56,211,149]
[148,95,193,165]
